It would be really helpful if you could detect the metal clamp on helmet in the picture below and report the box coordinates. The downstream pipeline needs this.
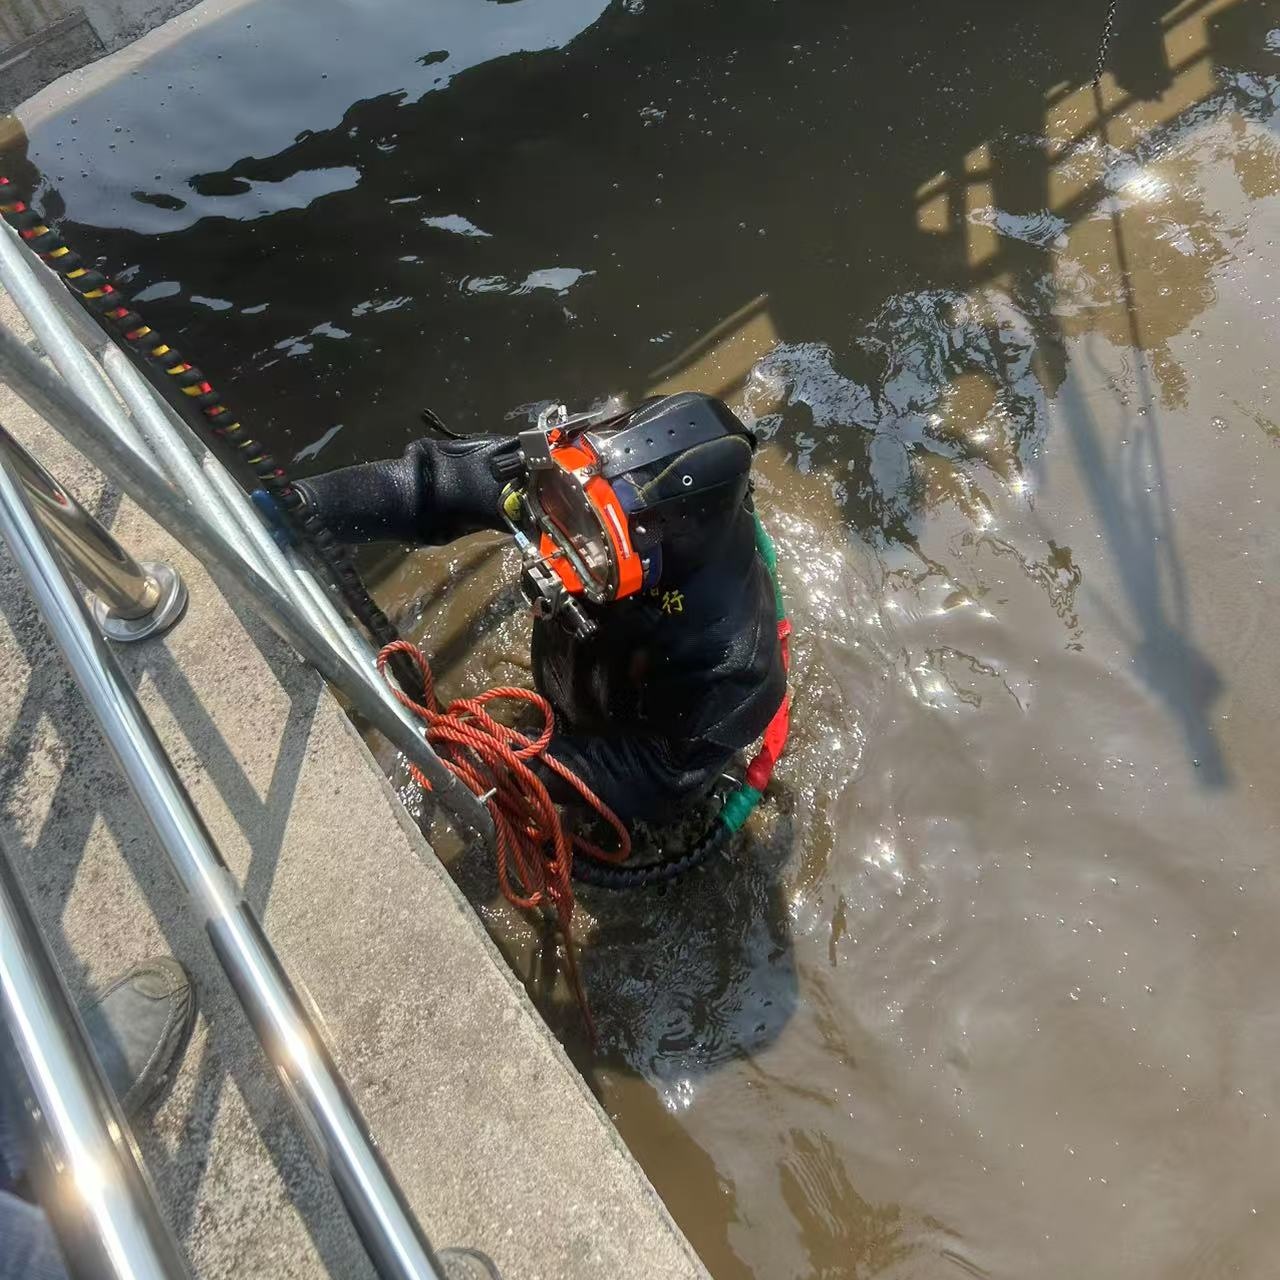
[518,403,649,611]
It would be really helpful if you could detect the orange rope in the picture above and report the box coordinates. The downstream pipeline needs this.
[376,641,630,1037]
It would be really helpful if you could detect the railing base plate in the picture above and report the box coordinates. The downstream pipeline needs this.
[92,561,187,642]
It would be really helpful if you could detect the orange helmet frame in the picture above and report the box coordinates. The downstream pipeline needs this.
[527,431,646,606]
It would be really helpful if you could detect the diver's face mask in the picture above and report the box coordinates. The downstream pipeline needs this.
[500,394,755,636]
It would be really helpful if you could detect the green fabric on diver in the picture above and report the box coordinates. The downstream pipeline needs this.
[719,785,763,834]
[752,511,786,623]
[703,517,784,839]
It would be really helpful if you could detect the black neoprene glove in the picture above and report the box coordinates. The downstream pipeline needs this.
[295,436,520,546]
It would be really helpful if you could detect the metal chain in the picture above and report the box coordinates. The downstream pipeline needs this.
[1093,0,1120,85]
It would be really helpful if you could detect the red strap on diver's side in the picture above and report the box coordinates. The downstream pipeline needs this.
[745,620,792,792]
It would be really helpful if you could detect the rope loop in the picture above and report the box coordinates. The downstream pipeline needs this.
[376,640,631,1036]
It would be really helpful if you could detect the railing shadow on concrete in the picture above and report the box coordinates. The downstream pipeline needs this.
[0,577,376,1278]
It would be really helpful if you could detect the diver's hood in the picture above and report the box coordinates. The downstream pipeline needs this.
[593,392,756,579]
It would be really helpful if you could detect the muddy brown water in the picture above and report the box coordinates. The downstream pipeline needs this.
[6,0,1280,1274]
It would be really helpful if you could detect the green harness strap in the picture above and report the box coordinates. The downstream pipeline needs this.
[716,511,789,837]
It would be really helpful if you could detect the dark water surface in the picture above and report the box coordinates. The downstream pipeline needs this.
[9,0,1280,1274]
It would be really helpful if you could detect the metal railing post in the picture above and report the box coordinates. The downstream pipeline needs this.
[2,226,372,655]
[0,834,192,1280]
[98,345,368,672]
[0,419,186,640]
[0,438,446,1280]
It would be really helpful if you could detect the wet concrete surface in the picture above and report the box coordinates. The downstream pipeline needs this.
[5,0,1280,1274]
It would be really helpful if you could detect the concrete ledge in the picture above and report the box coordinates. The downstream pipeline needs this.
[0,13,103,115]
[0,0,205,111]
[0,286,708,1280]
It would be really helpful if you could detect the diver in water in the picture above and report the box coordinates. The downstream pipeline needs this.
[297,391,786,828]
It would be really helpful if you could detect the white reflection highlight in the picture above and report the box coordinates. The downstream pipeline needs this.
[660,1077,697,1113]
[1121,171,1168,202]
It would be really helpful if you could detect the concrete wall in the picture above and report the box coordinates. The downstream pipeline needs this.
[1,0,83,46]
[79,0,198,46]
[0,0,200,109]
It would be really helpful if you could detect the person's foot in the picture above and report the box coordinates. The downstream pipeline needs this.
[79,957,196,1117]
[437,1248,502,1279]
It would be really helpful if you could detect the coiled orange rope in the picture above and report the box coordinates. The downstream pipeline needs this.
[376,641,630,1036]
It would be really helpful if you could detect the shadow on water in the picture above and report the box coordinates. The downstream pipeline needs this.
[579,804,801,1073]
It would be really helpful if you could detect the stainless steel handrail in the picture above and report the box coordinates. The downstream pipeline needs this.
[98,344,370,674]
[0,415,158,612]
[0,417,187,639]
[0,445,446,1280]
[0,830,192,1280]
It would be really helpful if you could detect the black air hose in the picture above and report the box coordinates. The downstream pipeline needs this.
[572,819,732,889]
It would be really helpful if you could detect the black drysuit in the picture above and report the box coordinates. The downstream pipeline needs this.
[299,421,785,826]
